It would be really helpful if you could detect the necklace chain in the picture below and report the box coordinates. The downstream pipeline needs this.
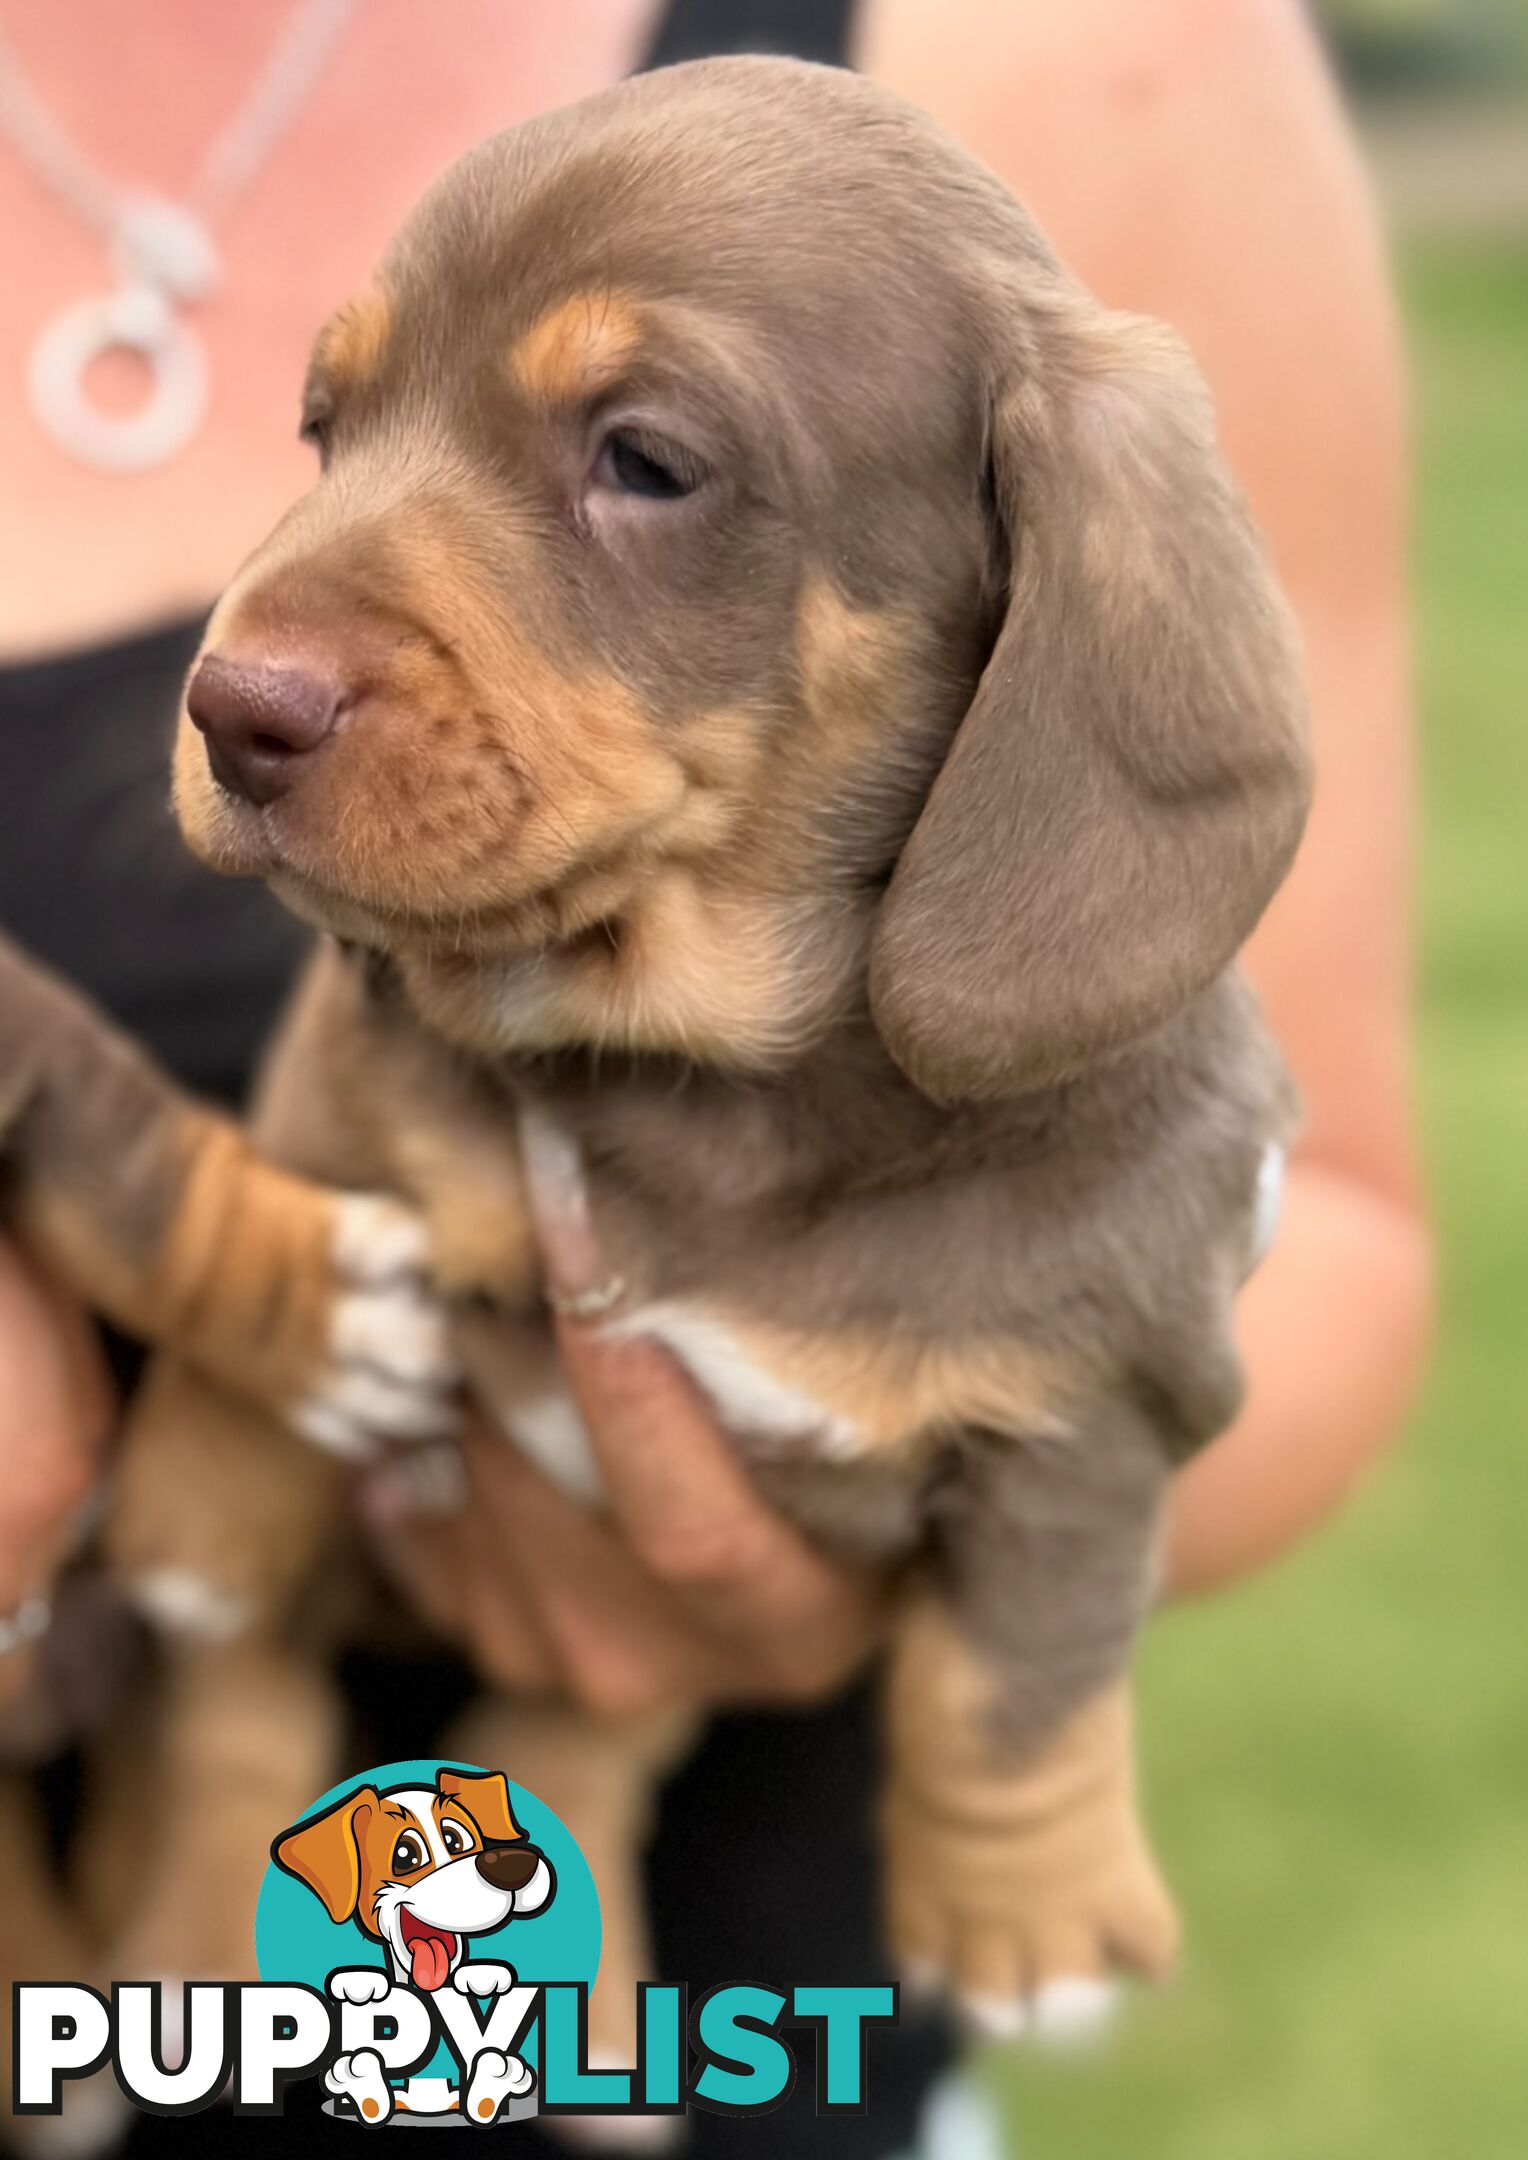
[0,0,356,235]
[0,0,357,472]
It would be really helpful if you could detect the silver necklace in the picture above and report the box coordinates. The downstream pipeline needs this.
[0,0,356,473]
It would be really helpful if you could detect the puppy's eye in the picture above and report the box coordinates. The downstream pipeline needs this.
[592,426,700,500]
[391,1831,427,1874]
[440,1820,471,1856]
[298,394,333,460]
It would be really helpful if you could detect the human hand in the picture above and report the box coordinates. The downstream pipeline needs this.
[362,1110,883,1718]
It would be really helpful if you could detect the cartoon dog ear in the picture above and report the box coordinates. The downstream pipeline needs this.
[436,1768,523,1846]
[272,1785,378,1924]
[869,289,1311,1102]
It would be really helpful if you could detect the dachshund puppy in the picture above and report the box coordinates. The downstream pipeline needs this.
[108,55,1310,2055]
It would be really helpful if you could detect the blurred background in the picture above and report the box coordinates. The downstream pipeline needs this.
[996,5,1527,2152]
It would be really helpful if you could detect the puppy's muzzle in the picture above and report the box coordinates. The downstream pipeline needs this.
[475,1842,545,1893]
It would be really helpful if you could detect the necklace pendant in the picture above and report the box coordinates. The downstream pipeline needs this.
[27,279,211,474]
[112,192,222,302]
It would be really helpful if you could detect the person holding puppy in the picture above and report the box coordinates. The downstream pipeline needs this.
[0,2,1430,2154]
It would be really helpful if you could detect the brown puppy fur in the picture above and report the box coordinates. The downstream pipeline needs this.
[112,57,1309,2040]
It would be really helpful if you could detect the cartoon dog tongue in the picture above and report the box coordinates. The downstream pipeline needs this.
[403,1919,454,1991]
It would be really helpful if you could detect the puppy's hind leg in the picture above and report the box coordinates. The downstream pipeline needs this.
[883,1408,1179,2048]
[108,1636,343,2018]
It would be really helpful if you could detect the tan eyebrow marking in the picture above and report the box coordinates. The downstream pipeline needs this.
[314,286,393,390]
[509,291,643,404]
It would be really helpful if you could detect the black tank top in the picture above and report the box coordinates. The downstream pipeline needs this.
[0,0,858,1106]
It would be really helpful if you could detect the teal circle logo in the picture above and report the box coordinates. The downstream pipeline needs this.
[255,1757,600,2099]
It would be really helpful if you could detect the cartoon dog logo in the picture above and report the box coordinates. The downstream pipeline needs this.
[274,1767,554,2122]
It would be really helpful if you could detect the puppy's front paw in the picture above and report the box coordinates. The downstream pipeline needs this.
[288,1195,462,1461]
[884,1686,1179,2048]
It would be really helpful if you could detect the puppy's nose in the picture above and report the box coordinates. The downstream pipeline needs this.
[475,1843,544,1893]
[186,654,345,806]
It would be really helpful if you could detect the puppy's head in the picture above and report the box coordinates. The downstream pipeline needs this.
[178,56,1309,1093]
[273,1769,553,1990]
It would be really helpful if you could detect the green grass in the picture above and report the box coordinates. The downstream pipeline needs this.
[986,234,1528,2157]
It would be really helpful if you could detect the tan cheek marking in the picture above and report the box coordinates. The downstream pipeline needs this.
[316,287,393,390]
[404,872,865,1068]
[509,292,643,404]
[517,700,764,916]
[792,580,939,763]
[399,655,684,916]
[556,875,851,1065]
[539,675,687,859]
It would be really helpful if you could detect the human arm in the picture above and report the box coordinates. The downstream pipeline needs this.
[863,0,1433,1592]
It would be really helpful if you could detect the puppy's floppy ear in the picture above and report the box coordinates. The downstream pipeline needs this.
[437,1767,523,1846]
[272,1784,378,1924]
[869,292,1311,1101]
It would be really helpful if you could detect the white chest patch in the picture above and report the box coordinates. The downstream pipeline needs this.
[610,1302,861,1458]
[488,1303,856,1506]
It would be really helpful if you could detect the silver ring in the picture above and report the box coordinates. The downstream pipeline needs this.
[546,1275,628,1322]
[28,286,210,473]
